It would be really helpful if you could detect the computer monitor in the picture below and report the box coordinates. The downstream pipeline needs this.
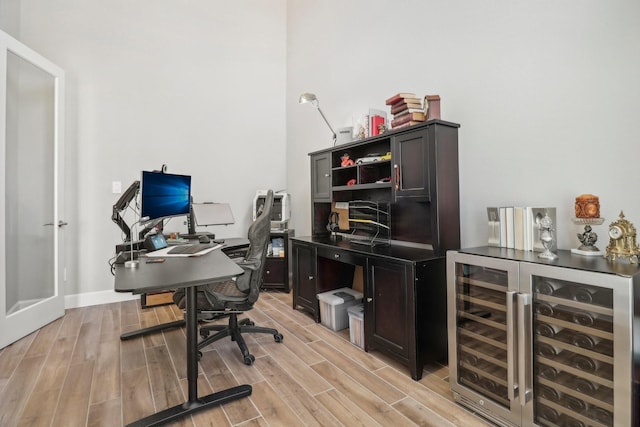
[140,171,191,222]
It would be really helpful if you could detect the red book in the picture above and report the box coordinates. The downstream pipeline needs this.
[370,115,385,136]
[385,92,417,105]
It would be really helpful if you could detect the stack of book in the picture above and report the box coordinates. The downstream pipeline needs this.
[487,206,557,252]
[385,93,426,129]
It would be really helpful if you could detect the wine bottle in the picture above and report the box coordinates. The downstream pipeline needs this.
[570,354,600,373]
[534,279,562,295]
[537,365,558,380]
[570,286,613,307]
[460,370,479,384]
[534,302,554,317]
[571,377,596,394]
[536,342,560,357]
[571,285,596,303]
[559,414,586,427]
[572,310,597,326]
[559,394,587,413]
[537,384,559,400]
[537,404,560,423]
[571,333,601,350]
[479,377,497,393]
[461,352,479,366]
[587,406,613,425]
[535,321,561,338]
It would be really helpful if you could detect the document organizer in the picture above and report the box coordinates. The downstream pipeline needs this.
[348,200,390,247]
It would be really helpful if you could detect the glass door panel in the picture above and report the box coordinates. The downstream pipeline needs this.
[532,276,614,427]
[447,253,521,426]
[520,263,632,427]
[5,50,56,314]
[1,31,65,349]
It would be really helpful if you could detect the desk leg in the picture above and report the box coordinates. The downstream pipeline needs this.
[126,286,252,426]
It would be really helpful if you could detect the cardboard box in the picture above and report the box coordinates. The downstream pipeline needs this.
[348,303,364,349]
[317,287,363,331]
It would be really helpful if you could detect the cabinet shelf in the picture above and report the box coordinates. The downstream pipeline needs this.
[332,182,392,192]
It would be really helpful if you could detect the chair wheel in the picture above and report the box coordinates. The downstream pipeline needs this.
[200,330,210,338]
[243,354,255,365]
[197,351,202,360]
[274,333,283,343]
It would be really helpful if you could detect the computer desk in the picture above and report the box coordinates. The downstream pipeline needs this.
[119,238,249,340]
[114,244,250,426]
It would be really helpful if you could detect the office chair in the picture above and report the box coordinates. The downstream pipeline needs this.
[173,189,283,365]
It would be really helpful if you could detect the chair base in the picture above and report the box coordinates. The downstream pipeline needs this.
[198,314,283,365]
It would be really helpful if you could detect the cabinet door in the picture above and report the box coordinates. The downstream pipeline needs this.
[520,263,631,427]
[291,241,319,320]
[447,252,522,426]
[392,129,430,201]
[311,152,331,202]
[366,258,411,359]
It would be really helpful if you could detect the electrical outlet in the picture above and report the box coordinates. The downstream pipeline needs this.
[112,181,122,194]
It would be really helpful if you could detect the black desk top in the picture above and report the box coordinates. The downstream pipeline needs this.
[292,236,441,263]
[114,248,243,294]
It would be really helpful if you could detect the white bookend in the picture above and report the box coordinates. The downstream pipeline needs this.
[487,207,500,247]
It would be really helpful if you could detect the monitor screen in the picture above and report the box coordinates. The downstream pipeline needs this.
[140,171,191,221]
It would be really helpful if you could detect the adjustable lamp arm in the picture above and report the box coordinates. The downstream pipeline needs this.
[315,105,337,145]
[299,92,337,146]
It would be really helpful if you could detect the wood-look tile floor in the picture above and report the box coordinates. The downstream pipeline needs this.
[0,291,492,426]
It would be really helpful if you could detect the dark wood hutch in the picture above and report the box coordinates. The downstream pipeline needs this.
[292,119,461,380]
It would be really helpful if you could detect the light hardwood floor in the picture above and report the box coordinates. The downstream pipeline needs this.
[0,291,492,426]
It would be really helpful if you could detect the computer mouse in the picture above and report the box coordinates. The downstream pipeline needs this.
[198,235,210,244]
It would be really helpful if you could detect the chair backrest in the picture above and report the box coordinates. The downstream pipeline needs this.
[236,189,273,304]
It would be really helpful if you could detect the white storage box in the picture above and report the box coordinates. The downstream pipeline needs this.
[317,287,363,331]
[347,303,365,349]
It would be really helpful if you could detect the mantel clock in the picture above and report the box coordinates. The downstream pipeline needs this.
[605,211,640,263]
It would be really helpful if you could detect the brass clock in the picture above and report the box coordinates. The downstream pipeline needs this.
[605,211,640,263]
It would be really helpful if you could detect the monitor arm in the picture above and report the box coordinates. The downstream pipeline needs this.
[111,180,140,241]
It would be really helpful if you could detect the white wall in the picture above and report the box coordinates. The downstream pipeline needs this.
[287,0,640,251]
[3,1,640,302]
[3,0,287,298]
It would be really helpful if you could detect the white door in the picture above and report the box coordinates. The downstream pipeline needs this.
[0,31,65,349]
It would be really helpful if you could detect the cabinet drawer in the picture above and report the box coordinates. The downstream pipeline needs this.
[263,258,285,283]
[317,246,366,266]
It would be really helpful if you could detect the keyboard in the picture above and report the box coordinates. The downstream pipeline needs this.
[167,244,212,255]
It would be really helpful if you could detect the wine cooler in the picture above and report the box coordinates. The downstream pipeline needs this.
[447,247,640,427]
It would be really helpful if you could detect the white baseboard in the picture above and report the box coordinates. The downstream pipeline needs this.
[65,289,139,309]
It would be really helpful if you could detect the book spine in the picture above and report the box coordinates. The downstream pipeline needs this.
[391,120,424,129]
[370,115,384,136]
[390,102,422,114]
[391,113,425,127]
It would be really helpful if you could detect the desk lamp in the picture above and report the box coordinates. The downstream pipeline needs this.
[299,92,337,146]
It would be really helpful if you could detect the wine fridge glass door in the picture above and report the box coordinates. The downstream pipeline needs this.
[520,263,631,427]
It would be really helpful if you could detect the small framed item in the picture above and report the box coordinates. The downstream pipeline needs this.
[144,233,168,252]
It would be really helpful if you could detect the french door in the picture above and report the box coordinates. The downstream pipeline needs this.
[0,30,65,349]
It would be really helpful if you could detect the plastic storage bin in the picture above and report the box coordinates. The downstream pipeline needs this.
[347,303,365,349]
[317,287,363,331]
